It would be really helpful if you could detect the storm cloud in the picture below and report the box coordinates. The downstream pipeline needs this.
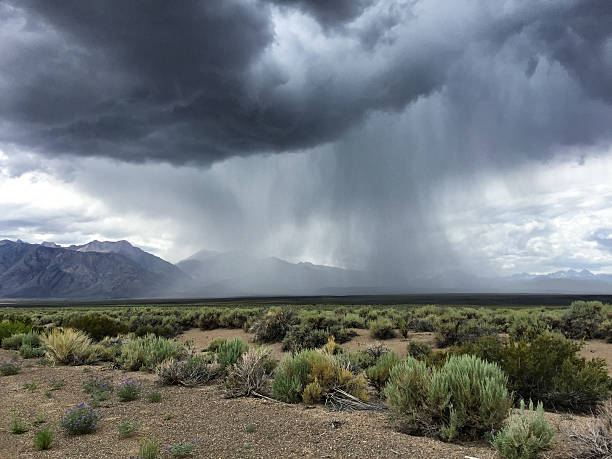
[1,0,612,283]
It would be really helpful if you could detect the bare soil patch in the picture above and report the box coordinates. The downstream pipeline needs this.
[340,329,437,358]
[0,355,585,459]
[178,328,285,360]
[581,339,612,374]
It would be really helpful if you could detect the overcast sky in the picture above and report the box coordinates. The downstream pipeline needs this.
[1,0,612,280]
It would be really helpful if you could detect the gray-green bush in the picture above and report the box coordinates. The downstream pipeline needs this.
[384,354,512,441]
[491,400,554,459]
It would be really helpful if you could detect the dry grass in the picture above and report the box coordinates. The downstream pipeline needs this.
[564,399,612,458]
[41,328,92,364]
[225,346,271,398]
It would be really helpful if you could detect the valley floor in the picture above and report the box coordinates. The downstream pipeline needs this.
[1,328,608,459]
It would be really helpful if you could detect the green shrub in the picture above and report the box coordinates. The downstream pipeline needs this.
[563,301,605,340]
[282,325,356,353]
[156,356,217,386]
[383,358,432,434]
[0,320,30,341]
[65,313,129,341]
[24,381,37,391]
[0,358,21,375]
[2,333,25,349]
[369,318,395,340]
[118,418,139,438]
[83,375,113,400]
[272,349,368,404]
[119,334,185,371]
[117,377,141,401]
[338,349,375,372]
[217,337,248,369]
[491,400,554,459]
[139,439,160,459]
[147,391,162,402]
[507,312,549,341]
[60,403,101,435]
[250,307,297,342]
[366,351,401,390]
[207,338,226,352]
[10,413,28,434]
[197,309,222,330]
[19,343,45,358]
[168,439,201,457]
[407,340,432,360]
[272,351,314,403]
[454,333,612,412]
[34,427,54,450]
[343,313,366,329]
[384,355,512,441]
[434,313,497,347]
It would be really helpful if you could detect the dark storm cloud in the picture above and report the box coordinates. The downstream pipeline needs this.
[267,0,373,27]
[1,0,610,166]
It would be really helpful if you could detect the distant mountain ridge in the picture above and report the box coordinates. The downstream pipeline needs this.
[0,240,188,299]
[2,239,612,298]
[177,249,369,296]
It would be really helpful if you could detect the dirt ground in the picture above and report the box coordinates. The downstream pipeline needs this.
[580,339,612,374]
[0,348,585,459]
[1,328,611,458]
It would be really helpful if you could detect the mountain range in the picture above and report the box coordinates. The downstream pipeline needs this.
[1,239,612,298]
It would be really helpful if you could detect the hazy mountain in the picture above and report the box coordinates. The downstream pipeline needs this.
[0,240,189,299]
[177,249,369,296]
[67,240,180,275]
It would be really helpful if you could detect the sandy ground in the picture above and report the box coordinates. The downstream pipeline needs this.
[0,349,585,459]
[580,339,612,374]
[1,329,610,458]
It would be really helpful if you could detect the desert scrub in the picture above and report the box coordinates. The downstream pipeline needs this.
[167,438,202,457]
[564,398,612,458]
[453,332,612,412]
[273,348,368,404]
[366,350,401,390]
[10,412,28,434]
[1,358,21,375]
[368,318,396,339]
[217,337,248,369]
[562,300,605,340]
[120,334,185,371]
[118,418,139,438]
[138,439,160,459]
[41,328,93,365]
[225,346,271,397]
[156,356,217,386]
[0,319,30,341]
[147,391,162,402]
[24,381,37,391]
[34,426,54,450]
[406,340,432,360]
[117,377,141,401]
[384,354,512,441]
[19,343,45,358]
[61,402,102,435]
[250,307,297,342]
[491,400,554,459]
[83,375,114,400]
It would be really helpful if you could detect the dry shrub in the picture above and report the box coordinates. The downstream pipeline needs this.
[565,399,612,459]
[249,307,297,343]
[156,356,217,387]
[365,342,390,360]
[225,347,271,397]
[41,328,93,365]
